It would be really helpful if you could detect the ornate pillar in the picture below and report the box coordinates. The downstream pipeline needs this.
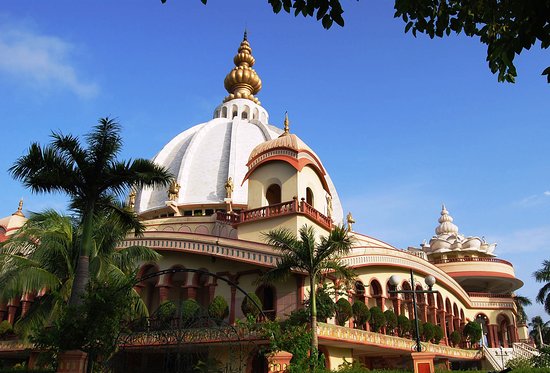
[428,306,437,324]
[420,304,428,323]
[488,324,497,347]
[267,350,293,373]
[157,285,170,303]
[229,286,237,324]
[392,297,401,316]
[438,310,447,345]
[20,293,35,317]
[378,296,386,310]
[184,285,198,300]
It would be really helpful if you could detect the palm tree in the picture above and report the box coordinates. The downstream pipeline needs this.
[534,260,550,314]
[513,294,532,324]
[529,316,550,348]
[9,118,172,305]
[0,208,160,336]
[261,225,355,357]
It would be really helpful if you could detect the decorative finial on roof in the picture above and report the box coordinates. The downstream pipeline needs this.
[12,198,24,217]
[435,204,458,235]
[280,111,290,137]
[223,33,262,105]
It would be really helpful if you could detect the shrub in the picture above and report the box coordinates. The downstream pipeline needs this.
[384,310,397,334]
[156,301,177,322]
[208,296,229,321]
[180,299,200,321]
[352,301,370,329]
[462,321,482,343]
[397,315,411,337]
[411,319,424,339]
[241,293,263,318]
[433,325,443,344]
[422,322,435,342]
[335,298,353,326]
[449,330,461,346]
[0,320,13,338]
[506,356,532,369]
[369,306,386,332]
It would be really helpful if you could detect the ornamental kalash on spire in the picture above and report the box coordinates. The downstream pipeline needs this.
[223,31,262,104]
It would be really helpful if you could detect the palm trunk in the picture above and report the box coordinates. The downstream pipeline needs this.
[69,209,93,306]
[310,275,318,369]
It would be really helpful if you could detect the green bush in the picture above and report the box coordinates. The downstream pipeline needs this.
[335,298,353,326]
[0,320,13,338]
[422,322,435,342]
[208,296,229,321]
[462,321,482,343]
[397,314,411,337]
[506,356,533,369]
[449,330,461,346]
[180,299,200,321]
[433,325,443,344]
[384,310,398,334]
[369,306,386,332]
[156,301,177,321]
[352,301,370,329]
[411,319,424,339]
[241,293,263,318]
[314,286,336,322]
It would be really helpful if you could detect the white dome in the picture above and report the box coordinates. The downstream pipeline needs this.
[136,100,281,213]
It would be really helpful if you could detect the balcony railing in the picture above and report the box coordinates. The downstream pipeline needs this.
[430,257,513,266]
[467,292,513,298]
[217,198,332,230]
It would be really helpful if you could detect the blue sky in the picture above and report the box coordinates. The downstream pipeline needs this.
[1,1,549,320]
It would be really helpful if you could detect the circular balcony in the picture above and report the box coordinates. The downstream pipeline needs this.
[430,257,523,293]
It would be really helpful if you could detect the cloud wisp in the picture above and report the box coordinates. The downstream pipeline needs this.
[489,225,550,254]
[0,24,98,98]
[515,191,550,207]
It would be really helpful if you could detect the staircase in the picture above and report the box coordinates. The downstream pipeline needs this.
[483,343,540,370]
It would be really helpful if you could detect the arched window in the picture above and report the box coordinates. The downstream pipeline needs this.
[221,106,228,118]
[256,285,276,320]
[369,279,383,309]
[167,267,188,306]
[266,184,281,205]
[306,187,314,206]
[353,281,366,304]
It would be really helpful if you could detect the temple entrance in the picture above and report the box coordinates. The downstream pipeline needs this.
[107,268,265,373]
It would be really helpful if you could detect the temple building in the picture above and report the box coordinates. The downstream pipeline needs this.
[0,33,536,372]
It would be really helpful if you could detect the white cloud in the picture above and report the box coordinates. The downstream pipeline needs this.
[515,191,550,207]
[0,23,98,98]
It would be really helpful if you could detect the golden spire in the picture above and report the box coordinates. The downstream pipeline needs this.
[223,31,262,104]
[280,111,290,137]
[12,198,24,217]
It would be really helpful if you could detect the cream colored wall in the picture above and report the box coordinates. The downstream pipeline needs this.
[325,346,353,370]
[237,215,330,243]
[297,165,327,213]
[247,161,297,209]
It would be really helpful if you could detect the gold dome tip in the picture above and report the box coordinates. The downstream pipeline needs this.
[12,198,24,217]
[223,32,262,104]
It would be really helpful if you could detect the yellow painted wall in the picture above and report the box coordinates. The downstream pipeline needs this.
[247,161,297,209]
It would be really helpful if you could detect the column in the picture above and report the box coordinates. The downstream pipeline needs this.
[392,298,401,316]
[0,303,7,321]
[488,324,497,347]
[428,306,437,324]
[157,285,170,303]
[185,285,198,300]
[20,293,35,318]
[438,310,447,345]
[229,286,237,324]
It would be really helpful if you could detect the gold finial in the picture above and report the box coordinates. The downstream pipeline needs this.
[223,33,262,104]
[167,180,180,201]
[13,198,24,217]
[127,189,136,210]
[281,111,290,136]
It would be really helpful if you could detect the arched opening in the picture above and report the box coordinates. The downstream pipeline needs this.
[266,184,281,205]
[215,109,220,118]
[427,293,436,324]
[401,282,412,317]
[306,187,314,206]
[242,105,250,119]
[256,285,276,320]
[231,104,238,119]
[416,285,427,322]
[253,108,259,120]
[475,313,490,347]
[387,280,400,315]
[241,112,248,119]
[221,106,228,118]
[453,303,460,331]
[353,280,366,304]
[445,298,453,337]
[139,264,160,313]
[369,279,383,309]
[497,313,513,347]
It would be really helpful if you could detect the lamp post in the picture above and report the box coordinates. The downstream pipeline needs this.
[389,268,438,352]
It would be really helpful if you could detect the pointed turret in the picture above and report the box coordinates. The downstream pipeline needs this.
[435,204,459,235]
